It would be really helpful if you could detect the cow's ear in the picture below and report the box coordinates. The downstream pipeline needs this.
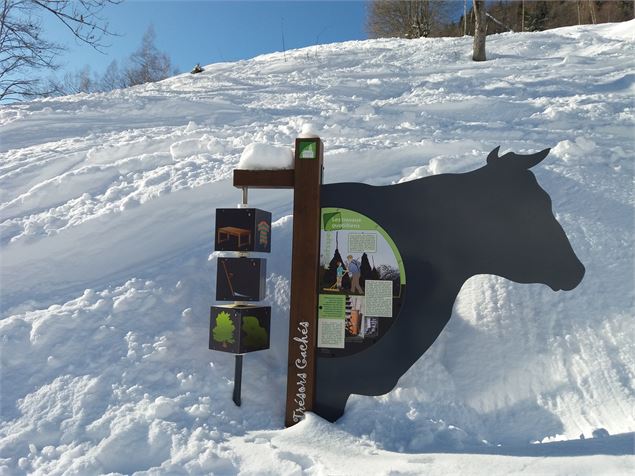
[517,148,550,169]
[486,146,501,165]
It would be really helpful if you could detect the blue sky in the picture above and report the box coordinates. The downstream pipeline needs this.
[43,1,369,76]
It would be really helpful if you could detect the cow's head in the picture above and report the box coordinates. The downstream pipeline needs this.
[463,147,585,291]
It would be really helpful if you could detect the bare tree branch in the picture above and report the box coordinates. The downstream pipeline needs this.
[486,12,514,32]
[31,0,122,52]
[0,0,121,102]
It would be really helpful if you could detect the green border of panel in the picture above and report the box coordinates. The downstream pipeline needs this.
[321,207,406,284]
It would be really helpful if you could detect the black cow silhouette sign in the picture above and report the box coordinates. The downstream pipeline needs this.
[314,147,585,422]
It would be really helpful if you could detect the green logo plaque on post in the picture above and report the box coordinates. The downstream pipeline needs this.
[298,140,317,159]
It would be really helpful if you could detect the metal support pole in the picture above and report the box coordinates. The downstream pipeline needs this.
[232,186,247,405]
[233,354,243,406]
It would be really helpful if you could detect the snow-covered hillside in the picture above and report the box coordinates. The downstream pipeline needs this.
[1,21,634,475]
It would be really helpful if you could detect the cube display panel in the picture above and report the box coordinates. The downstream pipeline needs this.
[215,208,272,253]
[209,305,271,354]
[216,257,266,302]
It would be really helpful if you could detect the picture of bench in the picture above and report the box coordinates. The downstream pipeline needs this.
[217,226,251,249]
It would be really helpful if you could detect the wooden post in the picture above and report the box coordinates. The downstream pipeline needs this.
[231,137,323,427]
[284,138,323,427]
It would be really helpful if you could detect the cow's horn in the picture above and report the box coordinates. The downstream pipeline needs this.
[519,148,551,169]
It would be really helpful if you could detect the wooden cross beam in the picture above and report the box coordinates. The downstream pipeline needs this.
[232,138,323,427]
[233,169,295,189]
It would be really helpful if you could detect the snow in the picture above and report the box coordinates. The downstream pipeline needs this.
[237,143,294,170]
[298,122,320,138]
[1,21,634,474]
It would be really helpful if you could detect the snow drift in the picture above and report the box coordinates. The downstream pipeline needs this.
[1,21,633,475]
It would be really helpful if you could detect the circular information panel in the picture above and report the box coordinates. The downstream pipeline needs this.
[317,208,406,358]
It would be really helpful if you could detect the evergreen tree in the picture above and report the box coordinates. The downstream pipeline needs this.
[360,252,372,288]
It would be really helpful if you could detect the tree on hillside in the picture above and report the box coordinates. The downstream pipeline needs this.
[100,59,125,91]
[0,0,121,101]
[523,0,549,31]
[456,1,632,40]
[366,0,451,39]
[123,25,173,87]
[50,65,96,94]
[46,26,176,97]
[472,0,487,61]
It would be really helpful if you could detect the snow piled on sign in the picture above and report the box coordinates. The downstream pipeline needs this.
[298,122,320,138]
[0,21,634,475]
[238,142,293,169]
